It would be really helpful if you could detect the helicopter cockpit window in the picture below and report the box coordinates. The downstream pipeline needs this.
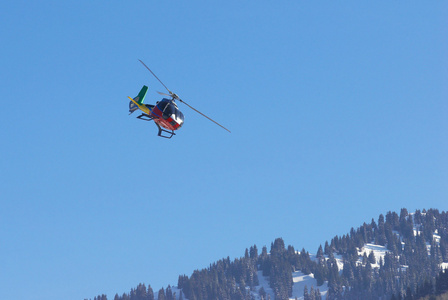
[162,103,175,118]
[156,100,169,119]
[157,101,168,111]
[175,110,184,122]
[156,99,183,123]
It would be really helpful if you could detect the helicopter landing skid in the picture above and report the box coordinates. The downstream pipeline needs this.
[136,113,154,121]
[136,114,175,138]
[155,123,175,139]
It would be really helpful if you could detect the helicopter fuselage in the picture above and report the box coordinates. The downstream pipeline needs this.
[128,95,184,138]
[150,98,184,131]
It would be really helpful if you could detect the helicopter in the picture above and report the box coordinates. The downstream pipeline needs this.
[128,60,231,138]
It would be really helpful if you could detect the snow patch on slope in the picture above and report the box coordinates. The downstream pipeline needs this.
[358,243,389,268]
[251,270,275,300]
[248,270,329,300]
[290,271,328,300]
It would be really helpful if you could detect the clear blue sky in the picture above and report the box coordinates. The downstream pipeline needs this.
[1,1,447,299]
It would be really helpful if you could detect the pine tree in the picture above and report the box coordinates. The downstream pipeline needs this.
[165,285,173,300]
[376,214,387,246]
[368,251,376,265]
[135,283,146,300]
[436,269,448,295]
[157,288,166,300]
[315,288,322,300]
[258,286,266,300]
[121,293,130,300]
[342,260,354,284]
[309,286,315,300]
[362,252,368,265]
[303,285,309,300]
[147,285,154,300]
[404,286,413,300]
[324,241,330,256]
[316,245,324,259]
[250,245,258,259]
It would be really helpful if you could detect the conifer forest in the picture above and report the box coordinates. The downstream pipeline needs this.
[90,209,448,300]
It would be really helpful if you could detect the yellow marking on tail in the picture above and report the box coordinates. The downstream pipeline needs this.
[128,96,150,115]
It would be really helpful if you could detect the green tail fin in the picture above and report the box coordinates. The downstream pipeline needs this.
[134,85,148,104]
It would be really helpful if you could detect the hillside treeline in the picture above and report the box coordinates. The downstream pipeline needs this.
[93,208,448,300]
[323,208,448,299]
[391,268,448,299]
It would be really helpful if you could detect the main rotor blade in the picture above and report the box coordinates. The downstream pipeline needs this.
[178,98,231,133]
[138,59,172,95]
[138,60,230,133]
[157,91,171,97]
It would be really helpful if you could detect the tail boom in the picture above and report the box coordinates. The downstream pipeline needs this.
[128,85,150,114]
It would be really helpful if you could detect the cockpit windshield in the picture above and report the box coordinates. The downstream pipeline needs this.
[157,99,184,122]
[175,109,184,122]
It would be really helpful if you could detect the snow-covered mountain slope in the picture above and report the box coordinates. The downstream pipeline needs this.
[290,272,328,300]
[148,210,448,300]
[159,235,447,300]
[246,270,328,300]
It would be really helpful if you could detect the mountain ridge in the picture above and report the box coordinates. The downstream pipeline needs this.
[90,208,448,300]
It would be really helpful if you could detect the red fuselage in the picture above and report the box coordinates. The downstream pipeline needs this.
[150,99,184,131]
